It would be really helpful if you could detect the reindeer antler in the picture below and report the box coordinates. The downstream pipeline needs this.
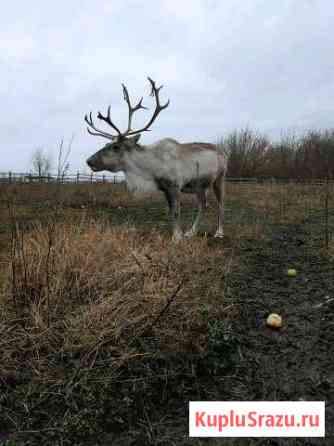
[84,107,121,140]
[85,78,170,139]
[122,84,147,133]
[124,77,170,137]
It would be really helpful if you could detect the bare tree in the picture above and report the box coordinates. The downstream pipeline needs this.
[31,148,52,178]
[56,136,73,181]
[221,128,269,177]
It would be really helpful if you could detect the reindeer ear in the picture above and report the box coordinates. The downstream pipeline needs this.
[124,134,142,151]
[129,134,141,144]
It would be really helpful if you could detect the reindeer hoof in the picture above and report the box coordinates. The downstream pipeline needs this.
[172,232,184,242]
[184,230,196,239]
[214,232,224,238]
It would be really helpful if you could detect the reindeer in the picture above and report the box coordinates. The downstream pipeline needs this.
[85,77,227,241]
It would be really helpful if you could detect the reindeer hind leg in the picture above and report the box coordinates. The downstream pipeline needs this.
[204,188,209,209]
[213,174,225,238]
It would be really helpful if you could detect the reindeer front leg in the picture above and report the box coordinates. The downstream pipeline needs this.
[164,188,183,241]
[185,189,206,238]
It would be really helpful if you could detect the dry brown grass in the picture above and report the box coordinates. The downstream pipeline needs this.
[1,218,232,387]
[0,216,235,443]
[226,182,332,225]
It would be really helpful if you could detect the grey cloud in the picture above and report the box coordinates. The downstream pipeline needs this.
[1,0,333,171]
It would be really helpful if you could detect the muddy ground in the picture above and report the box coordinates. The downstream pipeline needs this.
[209,221,334,446]
[99,200,334,445]
[0,183,333,445]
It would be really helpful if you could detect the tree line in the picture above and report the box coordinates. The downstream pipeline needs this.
[222,128,334,179]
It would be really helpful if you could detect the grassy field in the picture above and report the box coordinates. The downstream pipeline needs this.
[0,182,334,445]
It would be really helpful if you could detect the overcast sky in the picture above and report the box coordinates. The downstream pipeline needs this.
[1,0,333,172]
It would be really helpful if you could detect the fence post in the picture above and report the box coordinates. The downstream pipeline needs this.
[9,171,12,183]
[77,172,80,183]
[325,176,329,249]
[90,173,93,183]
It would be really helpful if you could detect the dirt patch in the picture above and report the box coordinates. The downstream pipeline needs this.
[217,222,334,445]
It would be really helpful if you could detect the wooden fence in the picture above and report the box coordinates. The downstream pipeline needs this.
[0,172,122,184]
[0,172,333,185]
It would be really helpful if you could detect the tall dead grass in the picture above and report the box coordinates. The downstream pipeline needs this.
[1,219,229,382]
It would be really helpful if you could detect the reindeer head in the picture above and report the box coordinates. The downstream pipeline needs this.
[85,77,169,173]
[86,135,141,172]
